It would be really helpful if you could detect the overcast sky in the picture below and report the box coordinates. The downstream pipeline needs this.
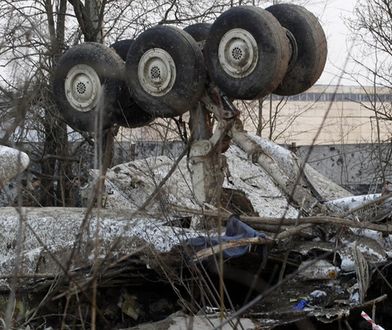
[0,0,363,87]
[305,0,359,85]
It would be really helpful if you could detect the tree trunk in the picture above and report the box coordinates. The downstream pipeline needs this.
[40,0,73,206]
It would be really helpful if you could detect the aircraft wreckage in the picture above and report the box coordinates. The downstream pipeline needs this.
[1,3,391,329]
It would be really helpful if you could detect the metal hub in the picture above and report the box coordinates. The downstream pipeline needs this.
[138,48,176,96]
[285,28,298,73]
[64,64,101,112]
[218,28,259,78]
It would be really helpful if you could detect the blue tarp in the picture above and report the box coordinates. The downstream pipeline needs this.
[187,214,267,258]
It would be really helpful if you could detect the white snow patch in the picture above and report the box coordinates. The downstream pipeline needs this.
[84,145,301,220]
[225,146,298,218]
[0,207,202,283]
[351,229,383,244]
[0,146,29,184]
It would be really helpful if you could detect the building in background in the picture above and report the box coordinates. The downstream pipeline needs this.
[242,85,392,145]
[115,84,392,194]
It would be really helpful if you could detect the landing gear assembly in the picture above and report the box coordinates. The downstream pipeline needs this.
[53,4,327,206]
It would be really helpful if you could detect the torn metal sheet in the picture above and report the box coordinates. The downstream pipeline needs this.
[0,207,202,288]
[338,236,387,272]
[290,234,388,273]
[245,134,351,201]
[303,164,352,201]
[0,134,390,329]
[224,145,299,218]
[231,128,320,212]
[326,194,392,221]
[84,144,300,219]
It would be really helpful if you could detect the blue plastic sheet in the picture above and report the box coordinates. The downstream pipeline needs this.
[293,299,308,311]
[187,214,267,258]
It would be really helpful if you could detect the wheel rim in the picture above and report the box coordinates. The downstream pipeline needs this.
[64,64,101,112]
[138,48,176,96]
[284,28,298,72]
[218,28,259,78]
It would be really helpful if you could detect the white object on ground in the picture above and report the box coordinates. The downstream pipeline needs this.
[361,311,385,330]
[0,145,29,185]
[298,259,340,280]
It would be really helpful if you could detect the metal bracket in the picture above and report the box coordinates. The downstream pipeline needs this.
[189,89,240,206]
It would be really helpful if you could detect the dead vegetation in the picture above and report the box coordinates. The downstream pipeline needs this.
[0,135,390,329]
[0,1,392,330]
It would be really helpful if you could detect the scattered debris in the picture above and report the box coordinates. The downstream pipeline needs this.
[188,215,270,260]
[0,136,391,328]
[298,259,339,280]
[123,311,258,330]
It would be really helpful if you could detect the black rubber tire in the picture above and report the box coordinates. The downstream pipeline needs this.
[53,43,123,132]
[204,6,290,100]
[184,23,211,42]
[110,39,132,61]
[110,40,154,128]
[125,25,206,118]
[112,92,154,128]
[266,4,327,96]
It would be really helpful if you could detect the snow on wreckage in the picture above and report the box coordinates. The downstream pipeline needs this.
[2,137,392,328]
[2,3,391,329]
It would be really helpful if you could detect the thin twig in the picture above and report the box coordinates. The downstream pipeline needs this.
[351,294,388,310]
[171,205,392,233]
[192,237,274,262]
[275,224,313,240]
[341,192,392,217]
